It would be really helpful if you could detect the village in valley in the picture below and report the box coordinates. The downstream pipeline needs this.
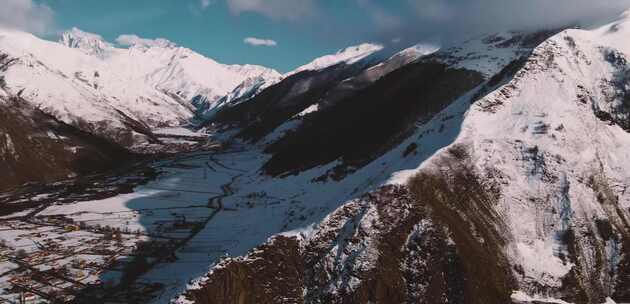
[0,134,251,303]
[0,160,219,302]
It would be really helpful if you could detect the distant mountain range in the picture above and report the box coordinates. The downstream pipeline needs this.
[1,27,280,148]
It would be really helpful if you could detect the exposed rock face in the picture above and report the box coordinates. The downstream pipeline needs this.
[594,47,630,131]
[300,185,458,304]
[408,145,516,304]
[185,236,304,304]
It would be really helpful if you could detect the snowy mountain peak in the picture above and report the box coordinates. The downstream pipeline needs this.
[602,9,630,35]
[286,43,384,76]
[392,43,440,61]
[337,43,384,59]
[227,64,282,81]
[60,27,113,56]
[115,34,177,50]
[0,26,287,152]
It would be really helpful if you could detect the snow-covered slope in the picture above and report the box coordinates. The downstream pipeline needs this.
[207,42,396,142]
[197,43,389,123]
[0,27,279,149]
[436,29,559,77]
[60,27,114,57]
[194,65,283,121]
[200,42,433,128]
[443,14,630,301]
[226,64,282,81]
[285,43,384,77]
[60,28,281,105]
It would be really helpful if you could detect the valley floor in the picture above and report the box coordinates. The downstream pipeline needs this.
[0,143,264,302]
[0,77,471,303]
[0,141,405,303]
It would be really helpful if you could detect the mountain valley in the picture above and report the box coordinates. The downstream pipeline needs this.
[1,8,630,304]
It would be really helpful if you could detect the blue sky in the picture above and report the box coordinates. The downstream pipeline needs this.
[35,0,414,72]
[4,0,630,72]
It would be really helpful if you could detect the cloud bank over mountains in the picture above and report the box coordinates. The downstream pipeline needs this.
[224,0,630,45]
[4,0,630,55]
[400,0,630,41]
[0,0,55,34]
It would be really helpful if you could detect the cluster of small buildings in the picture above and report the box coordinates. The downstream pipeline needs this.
[0,219,144,302]
[0,206,209,302]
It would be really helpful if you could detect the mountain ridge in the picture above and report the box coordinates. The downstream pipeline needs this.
[177,12,630,304]
[0,27,280,150]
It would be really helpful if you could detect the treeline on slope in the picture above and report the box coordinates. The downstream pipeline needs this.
[0,97,134,191]
[263,58,484,177]
[208,56,383,141]
[254,29,559,178]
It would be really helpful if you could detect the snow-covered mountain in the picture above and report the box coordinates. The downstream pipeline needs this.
[194,65,283,121]
[194,43,387,123]
[60,27,115,57]
[226,64,282,81]
[0,27,279,149]
[204,41,413,142]
[60,28,281,105]
[179,11,630,304]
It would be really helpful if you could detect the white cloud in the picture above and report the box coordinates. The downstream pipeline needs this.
[244,37,277,47]
[357,0,401,30]
[227,0,315,21]
[404,0,630,40]
[200,0,214,10]
[0,0,55,34]
[116,34,176,48]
